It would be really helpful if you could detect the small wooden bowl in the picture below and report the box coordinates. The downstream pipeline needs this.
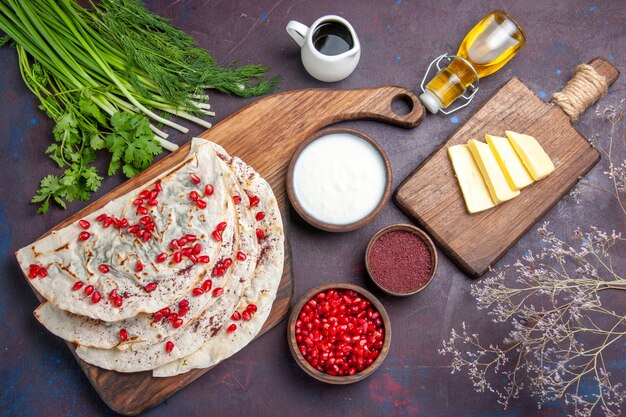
[287,283,391,384]
[365,224,438,296]
[286,128,392,232]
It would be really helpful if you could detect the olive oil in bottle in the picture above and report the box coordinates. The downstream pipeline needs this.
[420,10,526,113]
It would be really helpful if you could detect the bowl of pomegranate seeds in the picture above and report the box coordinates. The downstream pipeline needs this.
[365,224,438,296]
[288,283,391,384]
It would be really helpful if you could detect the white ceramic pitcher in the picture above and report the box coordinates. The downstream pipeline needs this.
[286,15,361,82]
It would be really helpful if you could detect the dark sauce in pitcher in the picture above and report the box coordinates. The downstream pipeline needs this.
[312,22,354,56]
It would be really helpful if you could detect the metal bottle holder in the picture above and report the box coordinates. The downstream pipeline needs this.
[420,53,480,115]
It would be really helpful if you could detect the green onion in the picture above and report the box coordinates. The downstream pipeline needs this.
[0,0,279,213]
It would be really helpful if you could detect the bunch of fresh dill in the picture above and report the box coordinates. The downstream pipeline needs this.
[0,0,279,213]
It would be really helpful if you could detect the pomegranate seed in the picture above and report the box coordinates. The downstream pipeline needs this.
[255,212,266,221]
[169,239,179,250]
[128,225,140,234]
[79,219,91,229]
[165,341,174,353]
[216,266,226,276]
[160,307,171,316]
[72,281,84,291]
[189,191,199,201]
[178,306,189,316]
[142,231,152,242]
[136,261,143,272]
[190,173,201,184]
[192,288,204,296]
[179,299,189,308]
[96,213,107,222]
[38,267,48,278]
[204,184,214,196]
[222,258,232,268]
[256,229,264,240]
[28,264,40,279]
[113,218,122,228]
[233,195,241,204]
[181,247,192,256]
[145,282,158,293]
[133,198,143,206]
[192,243,202,255]
[147,199,158,206]
[172,252,182,263]
[78,231,91,241]
[227,324,237,333]
[114,296,123,308]
[140,215,151,225]
[246,304,258,313]
[167,313,178,323]
[103,217,113,228]
[119,329,128,341]
[198,255,210,263]
[242,310,252,321]
[108,289,117,300]
[196,199,207,209]
[189,254,198,263]
[150,190,158,200]
[144,222,155,232]
[98,264,110,273]
[201,280,212,293]
[212,230,222,242]
[120,218,129,228]
[173,318,183,328]
[84,285,94,296]
[236,251,247,261]
[185,234,197,242]
[231,311,241,321]
[177,237,188,247]
[136,206,148,215]
[156,252,168,263]
[91,291,101,303]
[155,181,162,192]
[216,222,227,232]
[140,190,150,199]
[294,289,384,376]
[249,195,260,207]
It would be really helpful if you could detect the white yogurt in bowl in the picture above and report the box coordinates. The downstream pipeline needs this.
[288,130,390,231]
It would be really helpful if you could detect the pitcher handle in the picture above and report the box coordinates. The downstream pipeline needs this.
[286,21,309,47]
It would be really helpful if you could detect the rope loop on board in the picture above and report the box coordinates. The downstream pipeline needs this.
[552,64,608,121]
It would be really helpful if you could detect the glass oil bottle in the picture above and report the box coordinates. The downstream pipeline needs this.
[419,10,526,114]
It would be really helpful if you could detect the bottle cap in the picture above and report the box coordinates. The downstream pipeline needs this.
[419,91,442,114]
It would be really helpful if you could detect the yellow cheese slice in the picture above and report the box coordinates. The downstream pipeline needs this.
[467,139,520,204]
[448,144,496,214]
[505,131,555,180]
[486,134,534,190]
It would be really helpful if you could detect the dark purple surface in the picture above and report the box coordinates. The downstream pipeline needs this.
[1,1,624,416]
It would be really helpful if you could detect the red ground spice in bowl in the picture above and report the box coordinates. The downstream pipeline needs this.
[365,224,438,296]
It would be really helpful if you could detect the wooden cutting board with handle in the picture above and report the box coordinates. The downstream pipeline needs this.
[24,86,424,415]
[395,57,619,278]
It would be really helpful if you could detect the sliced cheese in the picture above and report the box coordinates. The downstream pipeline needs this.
[448,144,496,214]
[486,134,534,190]
[467,139,520,204]
[505,130,555,180]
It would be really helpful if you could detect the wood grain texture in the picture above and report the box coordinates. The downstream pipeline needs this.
[24,86,423,415]
[394,58,619,278]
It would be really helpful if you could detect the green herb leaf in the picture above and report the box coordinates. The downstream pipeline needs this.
[79,97,107,125]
